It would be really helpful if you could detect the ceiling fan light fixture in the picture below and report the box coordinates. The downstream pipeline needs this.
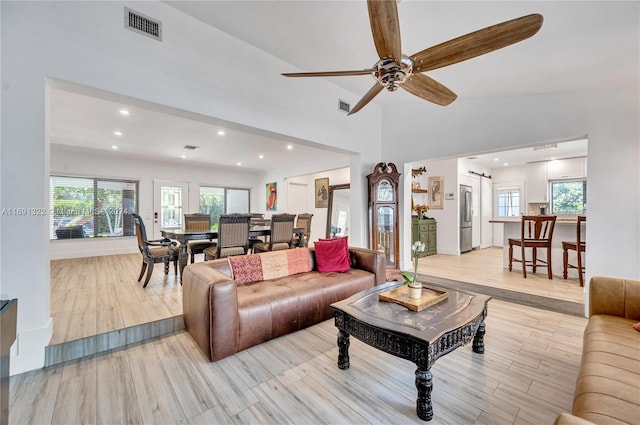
[372,55,414,91]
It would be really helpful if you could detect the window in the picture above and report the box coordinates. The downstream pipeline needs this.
[199,186,250,227]
[550,179,587,215]
[50,176,138,239]
[496,188,520,217]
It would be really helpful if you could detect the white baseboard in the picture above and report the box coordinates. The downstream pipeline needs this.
[10,317,53,375]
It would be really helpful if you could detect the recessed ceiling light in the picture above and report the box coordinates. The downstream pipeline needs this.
[287,145,293,150]
[119,109,130,116]
[236,162,242,166]
[113,131,122,136]
[503,162,509,166]
[259,154,264,159]
[180,155,186,159]
[217,130,225,136]
[111,145,118,150]
[493,158,499,162]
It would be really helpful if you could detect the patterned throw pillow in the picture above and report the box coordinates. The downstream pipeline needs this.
[286,248,312,275]
[261,251,290,281]
[634,322,640,332]
[314,237,351,273]
[228,255,263,285]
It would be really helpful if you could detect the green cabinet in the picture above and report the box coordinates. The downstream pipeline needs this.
[412,216,437,256]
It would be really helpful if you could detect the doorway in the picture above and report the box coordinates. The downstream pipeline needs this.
[153,179,189,239]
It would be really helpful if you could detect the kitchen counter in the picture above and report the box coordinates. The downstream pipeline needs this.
[491,218,586,278]
[490,218,583,225]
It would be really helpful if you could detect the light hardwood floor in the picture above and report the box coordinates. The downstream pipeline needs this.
[50,247,585,345]
[11,298,586,425]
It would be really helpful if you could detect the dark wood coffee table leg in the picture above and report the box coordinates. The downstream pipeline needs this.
[337,330,350,369]
[415,368,433,421]
[472,319,486,354]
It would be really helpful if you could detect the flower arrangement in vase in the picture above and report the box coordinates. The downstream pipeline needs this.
[413,204,430,219]
[401,241,426,299]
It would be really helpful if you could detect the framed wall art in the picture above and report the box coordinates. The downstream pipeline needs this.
[266,182,277,211]
[315,177,329,208]
[428,176,444,209]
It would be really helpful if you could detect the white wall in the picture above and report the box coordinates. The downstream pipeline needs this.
[0,1,382,374]
[405,158,459,257]
[284,167,350,246]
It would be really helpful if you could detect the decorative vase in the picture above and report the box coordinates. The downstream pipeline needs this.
[408,282,422,299]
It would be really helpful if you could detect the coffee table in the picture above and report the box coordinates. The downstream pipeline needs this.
[330,281,491,421]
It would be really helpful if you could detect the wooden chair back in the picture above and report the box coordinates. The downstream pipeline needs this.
[295,213,313,247]
[216,214,251,258]
[184,213,211,232]
[521,215,556,242]
[270,213,296,246]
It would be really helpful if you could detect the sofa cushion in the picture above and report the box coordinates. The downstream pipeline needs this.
[572,314,640,425]
[315,237,350,272]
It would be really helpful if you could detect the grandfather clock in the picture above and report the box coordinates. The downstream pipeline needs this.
[367,162,400,268]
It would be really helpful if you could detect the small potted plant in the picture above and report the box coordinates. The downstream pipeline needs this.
[401,241,426,299]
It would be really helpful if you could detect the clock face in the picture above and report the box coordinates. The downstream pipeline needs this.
[376,179,394,202]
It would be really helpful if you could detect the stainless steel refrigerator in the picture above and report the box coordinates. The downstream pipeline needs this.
[460,185,472,253]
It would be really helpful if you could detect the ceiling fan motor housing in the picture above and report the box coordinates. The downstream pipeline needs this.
[373,55,414,91]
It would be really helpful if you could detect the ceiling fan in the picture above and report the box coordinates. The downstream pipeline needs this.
[282,1,543,115]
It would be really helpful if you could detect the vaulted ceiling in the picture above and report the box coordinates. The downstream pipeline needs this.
[50,2,637,170]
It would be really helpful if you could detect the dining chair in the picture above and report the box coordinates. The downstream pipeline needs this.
[253,213,296,253]
[291,213,313,248]
[132,214,178,288]
[184,213,216,263]
[562,215,586,286]
[203,214,250,260]
[508,215,557,279]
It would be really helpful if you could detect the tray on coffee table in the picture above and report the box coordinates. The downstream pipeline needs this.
[378,285,448,311]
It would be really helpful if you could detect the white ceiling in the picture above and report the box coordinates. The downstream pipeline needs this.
[49,86,350,172]
[50,1,636,171]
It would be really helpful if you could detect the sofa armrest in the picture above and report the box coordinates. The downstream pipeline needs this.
[589,276,640,320]
[182,261,238,361]
[554,413,597,425]
[348,247,387,286]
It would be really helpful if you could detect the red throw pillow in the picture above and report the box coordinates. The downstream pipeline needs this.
[634,322,640,332]
[315,237,350,273]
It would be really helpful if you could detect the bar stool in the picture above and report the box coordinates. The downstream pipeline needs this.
[562,215,586,286]
[508,215,557,279]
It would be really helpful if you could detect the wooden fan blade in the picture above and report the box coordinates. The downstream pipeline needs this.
[411,14,543,72]
[401,74,457,106]
[282,69,373,77]
[368,0,402,61]
[348,84,384,115]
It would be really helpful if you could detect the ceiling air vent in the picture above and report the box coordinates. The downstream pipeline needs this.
[338,100,351,113]
[124,7,162,41]
[184,145,200,150]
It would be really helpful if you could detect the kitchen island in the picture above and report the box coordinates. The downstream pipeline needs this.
[490,218,586,279]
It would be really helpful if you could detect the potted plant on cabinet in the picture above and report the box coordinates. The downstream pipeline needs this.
[401,241,426,299]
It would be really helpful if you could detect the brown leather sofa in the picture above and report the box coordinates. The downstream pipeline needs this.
[554,276,640,425]
[182,246,387,362]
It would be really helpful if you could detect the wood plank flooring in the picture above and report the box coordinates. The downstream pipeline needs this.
[11,299,587,425]
[50,247,585,345]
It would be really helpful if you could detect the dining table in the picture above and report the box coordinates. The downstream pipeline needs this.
[160,225,306,281]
